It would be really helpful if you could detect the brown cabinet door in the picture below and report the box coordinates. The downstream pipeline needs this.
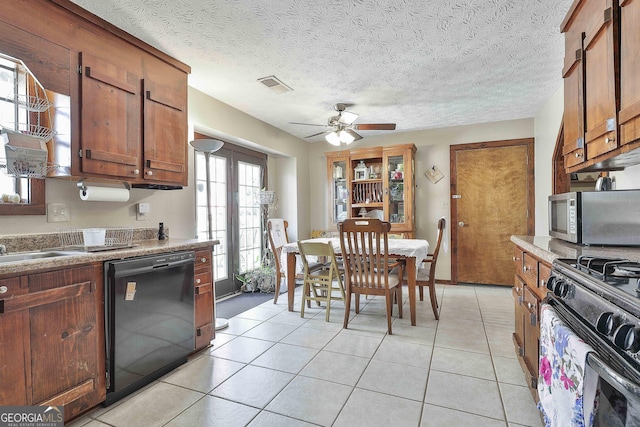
[0,277,29,405]
[523,285,540,389]
[583,0,618,159]
[512,276,526,359]
[194,248,214,349]
[80,52,142,179]
[28,266,105,420]
[619,0,640,146]
[562,45,587,169]
[143,78,188,185]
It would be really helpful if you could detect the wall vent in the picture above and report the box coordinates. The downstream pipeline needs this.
[257,75,293,94]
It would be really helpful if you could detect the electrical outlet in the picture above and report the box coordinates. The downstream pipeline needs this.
[47,203,70,222]
[137,202,150,221]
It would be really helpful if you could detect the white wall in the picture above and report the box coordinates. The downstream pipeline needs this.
[533,85,565,236]
[611,164,640,189]
[309,118,535,281]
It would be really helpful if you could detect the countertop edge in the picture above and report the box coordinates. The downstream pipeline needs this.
[0,239,220,277]
[512,235,640,264]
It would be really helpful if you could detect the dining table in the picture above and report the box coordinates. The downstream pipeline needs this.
[281,237,430,326]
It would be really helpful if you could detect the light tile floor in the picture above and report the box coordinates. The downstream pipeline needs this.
[68,284,543,427]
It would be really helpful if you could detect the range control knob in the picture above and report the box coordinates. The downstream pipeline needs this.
[596,312,616,336]
[613,325,640,353]
[546,276,557,292]
[551,279,571,298]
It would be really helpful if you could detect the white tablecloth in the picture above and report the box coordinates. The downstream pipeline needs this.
[282,237,430,264]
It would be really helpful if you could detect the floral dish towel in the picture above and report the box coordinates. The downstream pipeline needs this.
[538,303,599,426]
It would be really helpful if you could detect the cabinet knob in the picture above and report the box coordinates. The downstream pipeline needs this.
[527,302,533,310]
[201,257,207,263]
[540,279,545,287]
[0,286,7,294]
[146,170,154,176]
[575,152,583,158]
[523,266,529,272]
[512,256,520,261]
[605,137,615,144]
[196,278,201,284]
[133,169,140,175]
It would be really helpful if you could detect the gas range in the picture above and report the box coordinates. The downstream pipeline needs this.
[549,256,640,381]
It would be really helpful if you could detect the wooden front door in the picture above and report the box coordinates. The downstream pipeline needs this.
[451,139,534,286]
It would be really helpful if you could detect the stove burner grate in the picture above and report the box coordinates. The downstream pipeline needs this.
[576,256,640,279]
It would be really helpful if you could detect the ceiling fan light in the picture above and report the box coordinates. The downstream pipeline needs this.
[339,110,359,125]
[339,129,355,144]
[325,131,341,146]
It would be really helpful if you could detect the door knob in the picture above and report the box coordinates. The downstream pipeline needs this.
[458,221,465,227]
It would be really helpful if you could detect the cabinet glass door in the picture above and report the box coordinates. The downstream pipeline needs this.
[331,159,348,224]
[386,154,405,225]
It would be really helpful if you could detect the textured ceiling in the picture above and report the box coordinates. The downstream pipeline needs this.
[70,0,573,143]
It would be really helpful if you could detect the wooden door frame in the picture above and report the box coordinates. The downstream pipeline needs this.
[450,138,535,285]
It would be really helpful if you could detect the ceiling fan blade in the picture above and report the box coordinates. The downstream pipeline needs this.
[304,130,329,138]
[348,130,363,141]
[338,110,359,125]
[352,123,396,131]
[290,122,328,127]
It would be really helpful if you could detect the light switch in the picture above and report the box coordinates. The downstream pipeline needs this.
[47,203,70,222]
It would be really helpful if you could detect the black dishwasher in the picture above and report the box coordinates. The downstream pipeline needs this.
[104,251,195,405]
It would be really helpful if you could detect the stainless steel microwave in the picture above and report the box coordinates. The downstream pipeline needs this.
[548,190,640,245]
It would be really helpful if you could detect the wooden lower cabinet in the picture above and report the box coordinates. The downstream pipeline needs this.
[512,244,550,398]
[194,247,215,350]
[0,264,105,421]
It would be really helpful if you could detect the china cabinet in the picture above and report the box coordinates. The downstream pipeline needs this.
[326,144,416,237]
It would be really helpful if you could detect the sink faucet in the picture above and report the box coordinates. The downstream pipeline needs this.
[0,244,6,255]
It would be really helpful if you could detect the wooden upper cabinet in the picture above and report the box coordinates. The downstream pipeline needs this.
[583,0,618,160]
[561,0,619,172]
[80,52,142,179]
[2,0,191,187]
[561,0,640,171]
[143,78,188,186]
[78,53,189,186]
[619,0,640,147]
[561,20,586,169]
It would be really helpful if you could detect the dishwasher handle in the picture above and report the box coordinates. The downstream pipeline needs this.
[109,251,195,278]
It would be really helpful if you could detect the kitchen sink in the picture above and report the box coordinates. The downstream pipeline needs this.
[0,250,81,264]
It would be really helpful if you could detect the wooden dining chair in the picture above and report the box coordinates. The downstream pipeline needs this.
[339,218,404,334]
[298,241,345,321]
[404,217,445,320]
[267,218,325,304]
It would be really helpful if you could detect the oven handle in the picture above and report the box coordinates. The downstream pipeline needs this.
[587,352,640,405]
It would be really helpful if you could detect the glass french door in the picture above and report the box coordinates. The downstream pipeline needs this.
[194,138,266,299]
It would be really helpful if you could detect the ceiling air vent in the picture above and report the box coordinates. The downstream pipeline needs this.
[257,75,293,94]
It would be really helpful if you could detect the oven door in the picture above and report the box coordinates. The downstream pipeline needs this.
[545,298,640,427]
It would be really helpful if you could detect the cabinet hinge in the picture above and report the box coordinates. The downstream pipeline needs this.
[77,65,82,75]
[531,377,538,389]
[78,149,83,158]
[530,312,537,326]
[518,346,524,357]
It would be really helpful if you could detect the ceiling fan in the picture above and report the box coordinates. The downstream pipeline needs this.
[291,103,396,145]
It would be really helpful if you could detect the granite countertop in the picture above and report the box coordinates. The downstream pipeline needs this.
[511,235,640,264]
[0,238,219,276]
